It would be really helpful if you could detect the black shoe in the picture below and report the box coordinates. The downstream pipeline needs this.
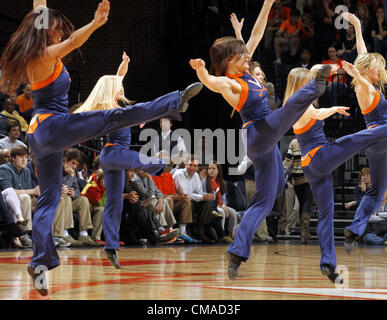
[321,264,343,284]
[226,252,243,280]
[315,64,332,95]
[26,264,48,296]
[103,248,121,269]
[344,228,357,254]
[179,82,203,112]
[266,82,276,110]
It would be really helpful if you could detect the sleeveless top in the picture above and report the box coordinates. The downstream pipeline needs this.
[30,60,71,116]
[362,88,387,128]
[294,119,328,167]
[225,72,271,127]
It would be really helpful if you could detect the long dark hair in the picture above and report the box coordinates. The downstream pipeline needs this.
[206,161,226,195]
[0,8,74,94]
[209,37,246,76]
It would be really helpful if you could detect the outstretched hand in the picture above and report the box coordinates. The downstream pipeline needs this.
[341,12,361,27]
[334,106,351,116]
[189,59,205,70]
[94,0,110,27]
[329,63,340,75]
[230,13,244,35]
[122,51,130,64]
[341,60,360,78]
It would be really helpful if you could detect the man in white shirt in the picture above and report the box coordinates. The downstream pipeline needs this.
[0,121,27,151]
[173,156,216,242]
[153,118,186,157]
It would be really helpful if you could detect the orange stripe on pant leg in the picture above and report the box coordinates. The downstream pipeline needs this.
[301,145,325,167]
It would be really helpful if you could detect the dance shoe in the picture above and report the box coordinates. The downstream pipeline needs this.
[315,64,332,95]
[179,82,203,112]
[103,248,121,269]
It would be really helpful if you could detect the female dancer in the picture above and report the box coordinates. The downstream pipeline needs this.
[340,13,387,252]
[75,52,182,268]
[189,0,332,280]
[285,66,387,284]
[0,0,202,295]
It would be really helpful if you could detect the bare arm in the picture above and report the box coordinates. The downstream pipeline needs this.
[230,13,244,41]
[189,59,241,109]
[116,51,130,79]
[33,0,46,9]
[45,0,110,63]
[245,0,275,55]
[341,12,367,55]
[308,105,350,120]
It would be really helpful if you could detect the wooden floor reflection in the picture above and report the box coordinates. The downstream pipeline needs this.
[1,240,387,300]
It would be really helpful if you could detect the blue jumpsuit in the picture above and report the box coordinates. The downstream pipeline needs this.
[226,72,323,260]
[295,118,387,269]
[28,60,182,269]
[346,89,387,237]
[99,127,165,250]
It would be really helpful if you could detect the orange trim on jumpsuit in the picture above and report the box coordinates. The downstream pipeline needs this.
[293,118,325,167]
[362,90,380,115]
[226,73,249,112]
[104,143,117,148]
[30,60,64,91]
[27,113,54,134]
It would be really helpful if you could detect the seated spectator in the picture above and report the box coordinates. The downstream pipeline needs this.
[322,46,348,105]
[15,84,33,122]
[81,168,106,244]
[371,5,387,59]
[337,23,357,63]
[197,165,208,182]
[1,98,28,137]
[173,155,224,243]
[126,169,179,244]
[61,148,102,246]
[0,146,39,234]
[203,161,237,241]
[293,47,313,69]
[0,194,31,248]
[299,12,315,49]
[264,0,291,51]
[274,8,303,64]
[121,175,178,245]
[152,159,196,244]
[129,169,178,236]
[0,121,27,151]
[152,118,187,158]
[345,167,371,210]
[355,3,372,45]
[0,149,10,165]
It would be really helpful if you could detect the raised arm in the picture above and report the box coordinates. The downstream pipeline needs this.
[33,0,46,9]
[45,0,110,63]
[245,0,275,55]
[310,64,339,77]
[116,51,130,79]
[306,105,350,120]
[341,12,367,55]
[230,13,245,41]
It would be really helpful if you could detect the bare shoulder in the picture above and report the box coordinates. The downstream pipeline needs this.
[26,56,58,84]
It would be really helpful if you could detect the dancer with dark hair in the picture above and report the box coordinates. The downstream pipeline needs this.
[189,0,332,280]
[0,0,202,295]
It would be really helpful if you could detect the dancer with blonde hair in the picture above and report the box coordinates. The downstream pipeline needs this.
[285,65,387,284]
[0,0,201,295]
[75,52,183,268]
[340,13,387,252]
[189,0,332,280]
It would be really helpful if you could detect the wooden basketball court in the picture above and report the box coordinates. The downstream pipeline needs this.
[1,241,387,300]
